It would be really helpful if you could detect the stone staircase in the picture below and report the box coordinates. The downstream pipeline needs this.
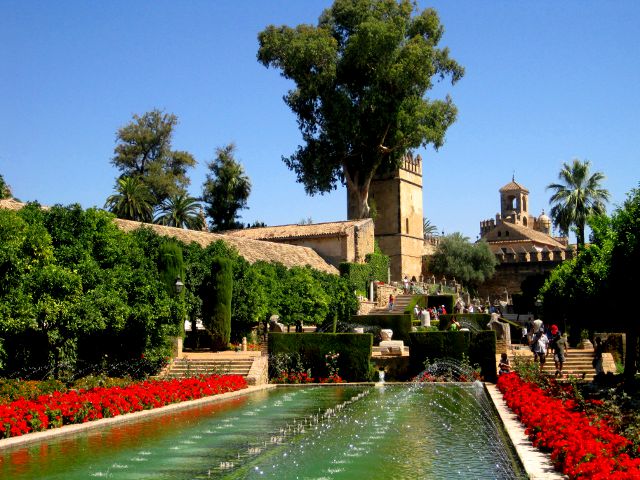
[366,294,413,315]
[506,347,615,380]
[159,352,268,385]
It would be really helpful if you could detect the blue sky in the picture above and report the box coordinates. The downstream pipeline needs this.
[1,1,639,241]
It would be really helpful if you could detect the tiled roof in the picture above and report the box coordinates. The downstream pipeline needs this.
[115,219,339,274]
[499,180,529,193]
[0,200,338,274]
[225,219,373,241]
[0,198,34,211]
[484,221,566,249]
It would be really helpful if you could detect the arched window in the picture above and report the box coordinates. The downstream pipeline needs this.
[505,231,510,237]
[497,231,502,237]
[523,217,528,227]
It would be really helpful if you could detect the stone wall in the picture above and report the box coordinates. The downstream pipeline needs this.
[477,260,562,301]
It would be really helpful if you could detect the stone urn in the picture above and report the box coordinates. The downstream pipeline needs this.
[353,327,364,334]
[578,338,594,350]
[380,329,393,341]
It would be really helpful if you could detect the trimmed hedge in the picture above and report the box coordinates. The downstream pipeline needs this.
[350,314,412,343]
[427,294,455,314]
[268,333,373,381]
[438,313,491,331]
[404,295,428,317]
[339,248,390,294]
[339,262,370,293]
[408,330,496,382]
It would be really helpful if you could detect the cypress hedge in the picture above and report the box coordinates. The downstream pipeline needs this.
[268,332,373,381]
[202,256,233,350]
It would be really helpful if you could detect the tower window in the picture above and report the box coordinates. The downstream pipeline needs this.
[505,231,510,237]
[405,218,409,234]
[497,231,501,237]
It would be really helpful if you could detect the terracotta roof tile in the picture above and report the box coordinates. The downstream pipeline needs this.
[499,180,529,193]
[225,219,372,241]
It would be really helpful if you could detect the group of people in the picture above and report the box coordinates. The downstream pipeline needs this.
[499,321,569,377]
[412,304,433,327]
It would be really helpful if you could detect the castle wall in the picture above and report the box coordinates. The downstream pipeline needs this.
[477,260,562,300]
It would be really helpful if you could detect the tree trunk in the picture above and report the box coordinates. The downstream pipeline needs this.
[345,168,373,220]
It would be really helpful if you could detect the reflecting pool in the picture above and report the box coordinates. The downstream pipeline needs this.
[1,384,527,479]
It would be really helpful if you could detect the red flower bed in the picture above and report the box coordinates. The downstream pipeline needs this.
[0,375,247,439]
[497,372,640,479]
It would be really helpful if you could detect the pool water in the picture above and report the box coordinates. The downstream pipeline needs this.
[1,384,526,479]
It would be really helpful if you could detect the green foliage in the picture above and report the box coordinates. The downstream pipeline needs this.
[202,143,251,232]
[339,262,370,293]
[268,332,373,381]
[104,176,154,222]
[111,109,196,205]
[547,158,609,246]
[408,331,496,382]
[365,246,390,284]
[257,0,463,218]
[350,314,412,343]
[202,257,233,350]
[429,233,496,287]
[438,313,491,331]
[0,204,179,379]
[540,184,640,377]
[339,246,389,293]
[154,193,204,230]
[0,174,12,199]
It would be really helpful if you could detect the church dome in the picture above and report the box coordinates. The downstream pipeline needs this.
[538,210,551,223]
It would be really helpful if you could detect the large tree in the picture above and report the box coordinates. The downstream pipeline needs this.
[111,109,196,204]
[546,158,609,247]
[104,176,154,222]
[428,233,496,289]
[202,144,251,232]
[0,174,12,199]
[154,193,204,230]
[258,0,463,219]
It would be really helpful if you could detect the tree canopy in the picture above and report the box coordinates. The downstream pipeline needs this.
[540,184,640,379]
[201,144,251,232]
[154,193,204,230]
[0,174,12,199]
[546,158,609,247]
[104,176,154,222]
[257,0,464,218]
[428,233,496,288]
[111,109,196,205]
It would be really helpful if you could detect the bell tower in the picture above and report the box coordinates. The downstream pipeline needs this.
[367,152,424,281]
[499,177,530,227]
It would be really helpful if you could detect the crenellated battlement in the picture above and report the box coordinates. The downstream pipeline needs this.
[400,152,422,175]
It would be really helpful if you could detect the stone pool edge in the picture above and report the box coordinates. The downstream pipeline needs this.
[485,383,567,480]
[0,384,276,451]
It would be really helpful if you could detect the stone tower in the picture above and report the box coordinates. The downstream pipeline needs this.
[367,152,424,281]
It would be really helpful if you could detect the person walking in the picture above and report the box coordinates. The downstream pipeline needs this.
[532,328,549,367]
[593,337,604,376]
[550,325,567,377]
[388,294,395,311]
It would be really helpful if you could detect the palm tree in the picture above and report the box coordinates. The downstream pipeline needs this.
[546,159,609,247]
[423,218,438,238]
[154,193,204,230]
[104,176,154,222]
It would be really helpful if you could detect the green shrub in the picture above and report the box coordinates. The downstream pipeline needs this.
[349,314,412,343]
[408,330,496,382]
[268,333,373,381]
[438,313,491,331]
